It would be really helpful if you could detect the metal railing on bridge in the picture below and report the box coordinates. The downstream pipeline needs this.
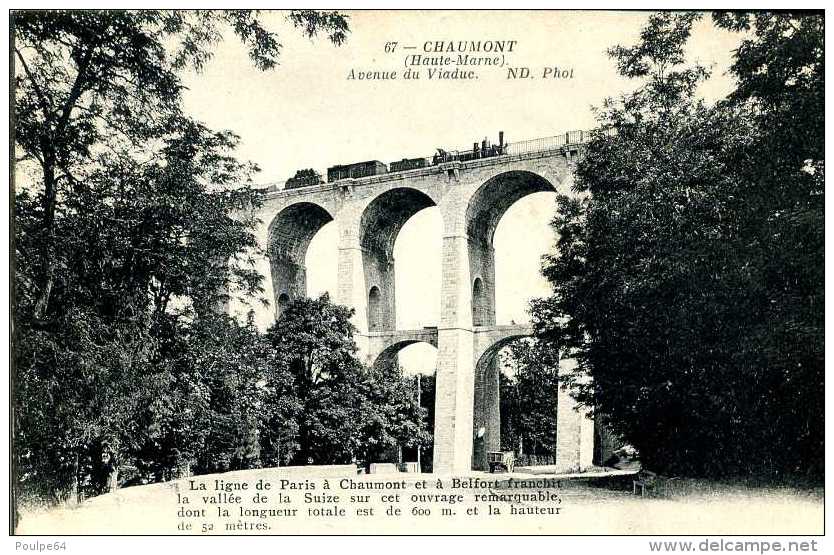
[504,128,617,156]
[433,128,615,163]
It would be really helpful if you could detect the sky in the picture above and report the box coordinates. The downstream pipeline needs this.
[180,11,742,373]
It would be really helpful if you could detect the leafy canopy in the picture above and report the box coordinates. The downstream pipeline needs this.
[534,11,823,479]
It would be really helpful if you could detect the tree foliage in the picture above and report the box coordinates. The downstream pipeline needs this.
[535,12,823,479]
[264,295,431,466]
[12,9,361,506]
[14,115,267,501]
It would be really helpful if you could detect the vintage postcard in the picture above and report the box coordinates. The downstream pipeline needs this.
[8,6,825,544]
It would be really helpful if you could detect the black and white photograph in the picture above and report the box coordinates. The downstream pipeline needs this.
[7,6,826,541]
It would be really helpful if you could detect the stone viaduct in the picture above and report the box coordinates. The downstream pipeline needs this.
[236,132,595,474]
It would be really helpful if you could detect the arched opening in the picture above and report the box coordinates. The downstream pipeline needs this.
[494,337,561,469]
[466,171,557,327]
[394,207,442,329]
[476,336,596,472]
[304,219,338,298]
[400,342,438,473]
[472,277,488,326]
[368,286,383,331]
[277,293,290,315]
[472,335,525,470]
[267,202,334,319]
[493,194,556,323]
[359,187,439,332]
[372,341,438,473]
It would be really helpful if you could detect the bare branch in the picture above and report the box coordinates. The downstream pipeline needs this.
[14,47,54,121]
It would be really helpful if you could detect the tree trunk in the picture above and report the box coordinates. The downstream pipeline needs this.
[177,461,192,479]
[105,466,119,494]
[32,153,57,319]
[68,452,80,505]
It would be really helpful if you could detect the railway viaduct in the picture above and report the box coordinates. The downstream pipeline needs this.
[235,132,595,474]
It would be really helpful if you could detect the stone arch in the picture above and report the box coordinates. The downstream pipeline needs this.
[471,332,531,471]
[267,201,334,319]
[372,338,437,371]
[477,333,532,366]
[466,170,556,247]
[359,187,438,332]
[465,171,556,327]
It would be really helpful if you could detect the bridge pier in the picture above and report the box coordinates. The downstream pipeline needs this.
[336,244,367,330]
[336,236,371,358]
[432,231,478,474]
[433,328,477,474]
[468,239,497,327]
[472,355,501,471]
[555,358,595,471]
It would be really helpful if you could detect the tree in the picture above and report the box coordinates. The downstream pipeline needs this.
[15,305,157,502]
[714,12,823,161]
[14,120,270,500]
[181,314,278,477]
[13,10,351,507]
[712,11,824,478]
[534,12,823,479]
[263,295,430,466]
[361,361,432,465]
